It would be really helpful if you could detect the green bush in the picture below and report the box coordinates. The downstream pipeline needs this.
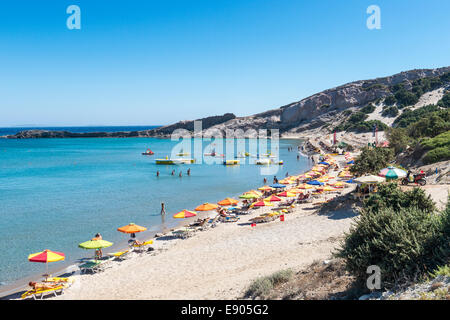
[385,127,411,154]
[438,92,450,108]
[422,146,450,164]
[382,106,399,117]
[244,269,294,299]
[350,147,394,176]
[407,110,450,139]
[395,89,419,108]
[364,183,436,214]
[384,95,397,106]
[336,205,443,288]
[394,104,441,128]
[361,103,376,114]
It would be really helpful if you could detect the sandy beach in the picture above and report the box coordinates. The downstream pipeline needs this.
[38,153,357,300]
[54,193,356,300]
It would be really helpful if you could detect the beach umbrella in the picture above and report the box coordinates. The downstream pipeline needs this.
[79,239,113,262]
[217,198,239,206]
[28,249,65,279]
[318,161,330,165]
[195,203,219,211]
[322,186,337,192]
[307,180,324,186]
[354,175,385,184]
[78,240,113,250]
[258,186,274,191]
[239,193,259,199]
[269,183,287,189]
[264,195,282,202]
[173,210,197,218]
[117,223,147,234]
[279,179,291,184]
[378,166,407,180]
[345,179,356,184]
[297,184,313,189]
[277,191,296,197]
[347,160,355,164]
[288,188,304,194]
[251,201,273,207]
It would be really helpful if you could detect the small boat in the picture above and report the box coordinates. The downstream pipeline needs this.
[142,149,154,155]
[177,152,190,156]
[223,160,240,165]
[155,157,195,165]
[255,159,271,165]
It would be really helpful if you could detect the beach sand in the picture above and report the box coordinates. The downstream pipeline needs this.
[52,192,357,300]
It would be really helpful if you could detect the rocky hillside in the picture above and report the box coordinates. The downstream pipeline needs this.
[3,66,449,139]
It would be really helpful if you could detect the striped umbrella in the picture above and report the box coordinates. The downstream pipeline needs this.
[378,166,407,180]
[28,249,65,279]
[173,210,197,218]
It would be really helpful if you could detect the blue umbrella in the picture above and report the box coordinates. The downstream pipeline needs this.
[318,161,330,165]
[347,160,354,164]
[306,180,324,186]
[345,179,356,183]
[269,183,287,188]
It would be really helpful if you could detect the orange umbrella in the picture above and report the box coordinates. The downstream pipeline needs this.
[117,223,147,234]
[173,210,197,218]
[217,198,239,206]
[195,203,219,211]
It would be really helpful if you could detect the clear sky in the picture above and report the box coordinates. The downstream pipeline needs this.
[0,0,449,127]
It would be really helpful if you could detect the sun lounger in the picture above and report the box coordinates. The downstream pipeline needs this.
[108,250,130,260]
[131,240,154,252]
[79,260,106,274]
[21,285,65,300]
[172,228,193,239]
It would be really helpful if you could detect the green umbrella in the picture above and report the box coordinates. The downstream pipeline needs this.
[239,193,259,199]
[78,240,113,249]
[79,239,113,262]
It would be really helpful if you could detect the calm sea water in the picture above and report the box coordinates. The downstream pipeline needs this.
[0,126,160,136]
[0,137,308,286]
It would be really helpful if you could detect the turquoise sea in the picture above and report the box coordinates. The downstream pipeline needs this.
[0,136,308,288]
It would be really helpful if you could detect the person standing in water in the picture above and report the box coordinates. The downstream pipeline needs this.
[156,171,160,177]
[171,170,175,176]
[179,171,182,177]
[187,168,191,176]
[160,202,166,215]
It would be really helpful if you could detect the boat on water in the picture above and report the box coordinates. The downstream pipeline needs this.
[142,149,154,155]
[155,157,195,165]
[223,159,240,165]
[255,159,284,165]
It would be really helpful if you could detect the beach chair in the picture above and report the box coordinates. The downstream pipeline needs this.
[21,285,65,300]
[79,260,106,274]
[108,250,130,261]
[131,240,154,253]
[172,228,193,239]
[207,214,221,228]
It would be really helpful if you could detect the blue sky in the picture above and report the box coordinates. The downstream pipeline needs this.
[0,0,449,126]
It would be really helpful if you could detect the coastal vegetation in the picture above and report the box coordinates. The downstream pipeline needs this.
[349,147,394,176]
[244,269,294,299]
[336,186,449,289]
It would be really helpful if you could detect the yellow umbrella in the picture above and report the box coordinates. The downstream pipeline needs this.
[28,249,65,279]
[258,186,274,191]
[298,184,313,189]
